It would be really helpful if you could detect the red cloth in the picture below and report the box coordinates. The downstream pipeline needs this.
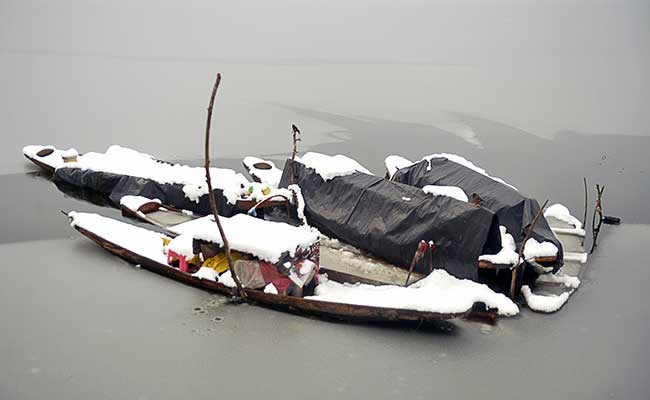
[259,261,292,294]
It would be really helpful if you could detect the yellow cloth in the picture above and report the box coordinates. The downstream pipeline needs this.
[202,252,241,274]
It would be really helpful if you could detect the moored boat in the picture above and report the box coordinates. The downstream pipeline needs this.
[66,211,515,324]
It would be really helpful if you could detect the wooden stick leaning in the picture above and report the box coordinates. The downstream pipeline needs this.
[203,73,247,300]
[509,199,549,299]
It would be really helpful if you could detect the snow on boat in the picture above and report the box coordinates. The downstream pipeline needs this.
[385,154,564,275]
[270,153,503,283]
[23,145,79,173]
[66,211,516,323]
[22,145,288,217]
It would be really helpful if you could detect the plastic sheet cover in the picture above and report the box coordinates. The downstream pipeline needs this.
[278,161,502,280]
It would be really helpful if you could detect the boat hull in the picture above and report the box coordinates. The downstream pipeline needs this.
[73,225,494,325]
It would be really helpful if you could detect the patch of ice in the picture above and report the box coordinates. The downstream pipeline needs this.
[119,195,161,212]
[296,152,372,181]
[309,269,519,316]
[264,283,279,294]
[401,197,411,201]
[545,204,583,229]
[479,226,519,265]
[422,185,469,202]
[385,155,413,178]
[171,214,319,264]
[521,285,571,313]
[243,156,282,188]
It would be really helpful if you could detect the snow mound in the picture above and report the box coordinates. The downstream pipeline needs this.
[422,185,469,202]
[479,226,519,265]
[309,269,519,316]
[296,152,372,181]
[522,285,571,313]
[536,272,581,289]
[170,214,319,264]
[192,267,219,282]
[564,252,588,264]
[544,204,582,229]
[523,238,558,259]
[385,155,413,178]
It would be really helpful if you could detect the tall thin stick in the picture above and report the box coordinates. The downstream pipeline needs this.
[510,199,549,299]
[204,73,246,299]
[589,185,605,254]
[582,177,588,246]
[290,124,301,185]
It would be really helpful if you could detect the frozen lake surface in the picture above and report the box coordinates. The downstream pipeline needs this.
[1,1,649,399]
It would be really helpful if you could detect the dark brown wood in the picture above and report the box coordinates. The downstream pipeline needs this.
[202,73,246,299]
[589,184,605,254]
[235,199,287,210]
[510,199,549,298]
[290,124,301,185]
[24,154,55,174]
[533,256,558,263]
[138,202,162,214]
[72,225,492,324]
[582,177,588,229]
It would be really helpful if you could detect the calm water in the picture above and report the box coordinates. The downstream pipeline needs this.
[1,1,649,399]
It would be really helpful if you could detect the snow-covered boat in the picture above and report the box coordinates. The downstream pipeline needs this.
[385,154,564,275]
[66,211,513,324]
[23,145,288,217]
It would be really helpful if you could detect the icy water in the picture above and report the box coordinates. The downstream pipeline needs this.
[2,1,650,399]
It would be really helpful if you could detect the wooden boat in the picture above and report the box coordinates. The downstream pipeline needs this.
[23,145,288,214]
[66,211,497,324]
[23,145,65,173]
[118,195,426,287]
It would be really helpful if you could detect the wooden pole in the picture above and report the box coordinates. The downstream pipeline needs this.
[290,124,301,185]
[509,199,549,299]
[581,177,588,246]
[589,185,605,254]
[203,73,247,300]
[405,240,428,286]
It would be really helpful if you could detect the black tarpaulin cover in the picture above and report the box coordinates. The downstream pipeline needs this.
[278,161,502,280]
[390,157,563,271]
[53,167,241,217]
